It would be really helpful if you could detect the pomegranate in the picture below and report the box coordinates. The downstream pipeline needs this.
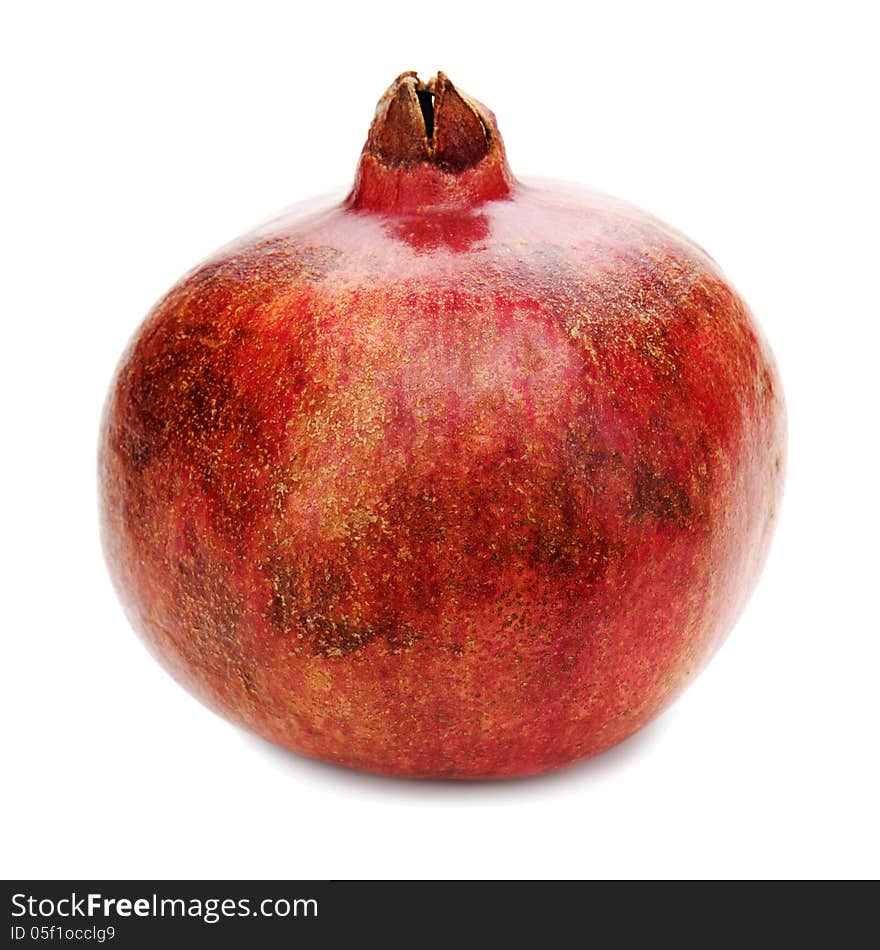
[100,72,785,779]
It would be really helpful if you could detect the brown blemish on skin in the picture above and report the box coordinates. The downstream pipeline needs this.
[296,612,420,659]
[264,559,300,630]
[632,466,694,528]
[264,553,417,657]
[760,363,776,401]
[238,667,259,699]
[301,615,381,657]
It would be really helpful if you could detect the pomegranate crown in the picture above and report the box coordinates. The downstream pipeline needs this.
[347,71,515,213]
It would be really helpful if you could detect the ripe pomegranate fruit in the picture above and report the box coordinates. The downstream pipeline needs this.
[100,72,785,779]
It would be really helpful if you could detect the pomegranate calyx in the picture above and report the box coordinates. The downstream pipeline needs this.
[372,71,492,172]
[347,71,515,213]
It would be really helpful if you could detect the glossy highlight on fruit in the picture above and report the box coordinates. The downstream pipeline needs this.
[99,71,786,779]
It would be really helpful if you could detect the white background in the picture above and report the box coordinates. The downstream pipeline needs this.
[3,1,878,880]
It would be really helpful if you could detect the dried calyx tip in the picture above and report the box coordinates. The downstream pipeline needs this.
[371,71,493,173]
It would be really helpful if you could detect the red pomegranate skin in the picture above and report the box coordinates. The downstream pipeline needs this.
[100,73,785,778]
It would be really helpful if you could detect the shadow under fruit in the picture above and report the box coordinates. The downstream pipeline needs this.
[99,72,786,779]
